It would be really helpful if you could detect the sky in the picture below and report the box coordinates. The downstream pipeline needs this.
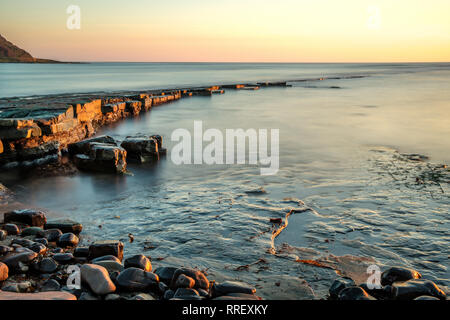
[0,0,449,62]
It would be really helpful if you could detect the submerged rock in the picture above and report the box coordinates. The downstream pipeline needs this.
[3,209,47,227]
[392,280,446,300]
[381,266,422,286]
[81,264,116,296]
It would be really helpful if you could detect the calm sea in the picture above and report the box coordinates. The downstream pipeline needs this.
[1,63,449,298]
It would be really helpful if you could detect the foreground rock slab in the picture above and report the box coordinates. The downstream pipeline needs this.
[0,290,77,300]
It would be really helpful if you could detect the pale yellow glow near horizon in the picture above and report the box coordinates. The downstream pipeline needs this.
[0,0,449,62]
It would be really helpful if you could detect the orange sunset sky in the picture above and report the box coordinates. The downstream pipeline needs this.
[0,0,449,62]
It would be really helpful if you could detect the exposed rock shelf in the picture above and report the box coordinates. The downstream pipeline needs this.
[0,82,290,170]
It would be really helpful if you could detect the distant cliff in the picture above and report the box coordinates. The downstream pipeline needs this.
[0,34,66,63]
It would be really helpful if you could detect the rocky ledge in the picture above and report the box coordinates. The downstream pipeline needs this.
[0,209,262,300]
[0,81,293,170]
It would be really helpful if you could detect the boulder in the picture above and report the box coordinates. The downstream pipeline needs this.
[124,254,151,272]
[131,293,155,300]
[80,264,116,296]
[40,279,61,292]
[74,247,89,258]
[21,227,45,237]
[11,238,34,247]
[74,143,127,174]
[34,258,58,273]
[120,136,159,162]
[338,286,376,300]
[0,290,76,300]
[359,283,394,300]
[29,242,47,255]
[3,209,47,227]
[212,281,256,297]
[329,278,356,299]
[68,135,117,155]
[91,255,122,264]
[0,262,8,281]
[88,241,124,262]
[1,251,37,273]
[0,245,12,255]
[116,267,159,292]
[44,219,82,234]
[154,266,177,285]
[57,233,79,248]
[173,288,200,298]
[381,267,422,286]
[43,228,63,242]
[93,260,124,273]
[34,238,48,246]
[175,274,195,289]
[163,289,175,300]
[392,280,446,300]
[52,253,74,264]
[3,224,20,235]
[171,268,209,290]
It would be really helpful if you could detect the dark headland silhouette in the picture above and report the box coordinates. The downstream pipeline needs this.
[0,34,75,63]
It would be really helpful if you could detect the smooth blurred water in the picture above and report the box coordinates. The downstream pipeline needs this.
[1,63,449,298]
